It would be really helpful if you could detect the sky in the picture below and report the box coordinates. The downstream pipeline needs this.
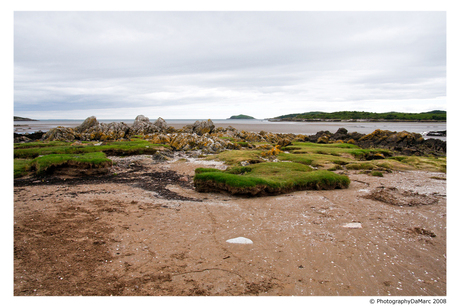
[13,11,446,120]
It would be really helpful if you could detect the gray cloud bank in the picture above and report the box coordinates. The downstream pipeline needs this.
[14,11,446,119]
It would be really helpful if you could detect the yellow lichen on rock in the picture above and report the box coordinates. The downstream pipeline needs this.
[317,135,329,144]
[261,145,281,157]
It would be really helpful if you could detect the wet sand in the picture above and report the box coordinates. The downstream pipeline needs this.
[14,154,446,296]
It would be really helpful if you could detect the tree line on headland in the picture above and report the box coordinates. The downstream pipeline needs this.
[271,110,446,122]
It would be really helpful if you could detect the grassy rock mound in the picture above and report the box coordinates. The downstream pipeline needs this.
[194,162,350,196]
[27,152,112,176]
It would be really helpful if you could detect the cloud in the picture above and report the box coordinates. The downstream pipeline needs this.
[14,11,446,119]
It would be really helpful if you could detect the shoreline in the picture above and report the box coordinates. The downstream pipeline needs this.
[13,119,447,141]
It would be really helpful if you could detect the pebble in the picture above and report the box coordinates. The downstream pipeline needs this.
[226,237,253,244]
[342,223,362,229]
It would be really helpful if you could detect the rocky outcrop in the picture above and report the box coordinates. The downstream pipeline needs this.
[307,128,445,156]
[169,133,240,153]
[74,121,131,141]
[42,127,76,142]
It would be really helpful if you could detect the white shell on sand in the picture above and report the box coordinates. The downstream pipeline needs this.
[342,223,362,229]
[226,237,253,244]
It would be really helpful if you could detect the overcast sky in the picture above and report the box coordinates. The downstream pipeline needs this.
[14,11,446,120]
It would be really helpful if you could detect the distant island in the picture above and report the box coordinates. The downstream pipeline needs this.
[14,116,38,121]
[270,110,446,122]
[228,114,256,120]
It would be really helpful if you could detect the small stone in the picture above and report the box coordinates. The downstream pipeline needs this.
[342,223,362,229]
[226,237,253,244]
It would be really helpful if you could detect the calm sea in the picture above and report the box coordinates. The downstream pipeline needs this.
[14,118,447,141]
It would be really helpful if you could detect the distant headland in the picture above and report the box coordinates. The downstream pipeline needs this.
[269,110,446,122]
[228,114,255,120]
[14,116,38,121]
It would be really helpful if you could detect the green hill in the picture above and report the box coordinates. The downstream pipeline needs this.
[228,114,256,119]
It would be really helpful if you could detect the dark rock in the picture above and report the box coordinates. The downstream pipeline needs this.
[307,130,332,143]
[427,130,446,137]
[14,131,45,142]
[14,135,31,143]
[330,128,349,141]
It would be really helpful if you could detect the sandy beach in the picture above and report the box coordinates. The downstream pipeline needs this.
[14,153,446,296]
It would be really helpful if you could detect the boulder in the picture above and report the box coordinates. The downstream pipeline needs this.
[74,116,99,133]
[169,133,199,151]
[308,130,332,143]
[42,127,76,141]
[317,134,330,144]
[14,135,32,143]
[168,133,237,153]
[132,115,160,135]
[355,129,445,156]
[427,130,446,137]
[147,133,171,144]
[153,117,169,132]
[100,122,130,140]
[134,114,149,125]
[238,131,267,143]
[192,119,215,135]
[14,131,45,142]
[330,128,349,141]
